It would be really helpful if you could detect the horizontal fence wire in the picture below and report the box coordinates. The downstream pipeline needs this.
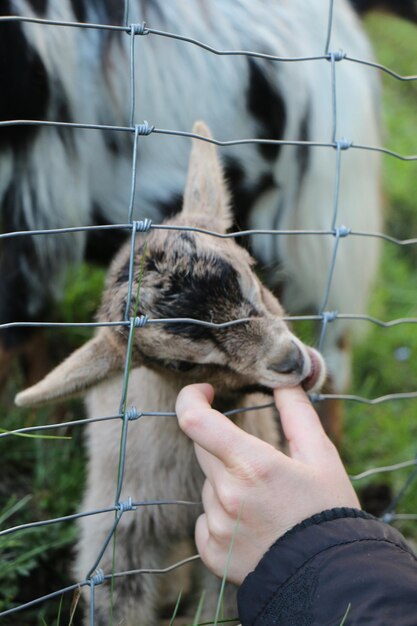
[2,221,417,245]
[0,1,416,623]
[1,120,417,160]
[0,14,416,81]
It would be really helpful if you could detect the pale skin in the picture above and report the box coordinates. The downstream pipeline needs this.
[175,384,360,586]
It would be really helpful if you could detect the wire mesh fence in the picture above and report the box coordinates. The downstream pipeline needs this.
[0,0,416,623]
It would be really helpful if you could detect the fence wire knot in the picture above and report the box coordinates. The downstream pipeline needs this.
[336,138,352,151]
[89,569,105,587]
[322,310,338,324]
[118,497,136,513]
[135,121,155,136]
[134,315,149,328]
[328,49,346,62]
[134,218,153,232]
[333,225,351,238]
[381,512,395,524]
[130,22,148,36]
[125,406,143,421]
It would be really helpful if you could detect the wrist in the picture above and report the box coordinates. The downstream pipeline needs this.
[237,508,415,626]
[275,506,372,544]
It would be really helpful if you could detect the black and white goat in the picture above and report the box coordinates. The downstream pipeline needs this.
[16,121,327,625]
[2,0,382,419]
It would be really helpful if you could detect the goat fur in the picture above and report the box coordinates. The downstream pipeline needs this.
[16,122,326,625]
[1,0,381,396]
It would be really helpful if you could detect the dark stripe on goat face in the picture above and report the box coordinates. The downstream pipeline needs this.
[0,17,50,148]
[247,59,286,162]
[143,252,255,341]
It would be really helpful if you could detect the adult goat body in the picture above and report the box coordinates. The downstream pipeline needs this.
[0,0,381,402]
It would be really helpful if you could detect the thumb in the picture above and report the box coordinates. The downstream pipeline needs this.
[274,386,333,463]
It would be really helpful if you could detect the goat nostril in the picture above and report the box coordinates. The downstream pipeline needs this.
[268,344,304,375]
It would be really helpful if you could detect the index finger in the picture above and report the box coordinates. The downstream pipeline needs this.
[176,383,269,469]
[274,386,333,463]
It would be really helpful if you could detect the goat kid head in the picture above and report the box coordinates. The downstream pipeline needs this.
[15,122,326,408]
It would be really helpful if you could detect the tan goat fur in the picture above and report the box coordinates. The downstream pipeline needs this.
[16,122,325,625]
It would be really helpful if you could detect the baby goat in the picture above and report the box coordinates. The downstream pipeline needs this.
[16,122,326,625]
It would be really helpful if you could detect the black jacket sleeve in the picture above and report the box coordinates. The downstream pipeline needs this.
[237,508,417,626]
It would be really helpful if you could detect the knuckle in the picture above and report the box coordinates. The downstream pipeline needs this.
[207,516,228,543]
[233,455,274,486]
[216,482,242,518]
[178,408,201,432]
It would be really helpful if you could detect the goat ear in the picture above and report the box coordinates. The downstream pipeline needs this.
[15,330,122,407]
[182,121,233,233]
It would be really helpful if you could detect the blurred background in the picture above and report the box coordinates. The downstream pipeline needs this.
[0,10,416,626]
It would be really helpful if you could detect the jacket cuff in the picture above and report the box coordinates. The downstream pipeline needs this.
[237,507,410,625]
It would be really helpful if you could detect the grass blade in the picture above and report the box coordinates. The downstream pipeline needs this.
[0,428,71,440]
[169,589,183,626]
[213,506,242,626]
[339,602,351,626]
[193,590,206,626]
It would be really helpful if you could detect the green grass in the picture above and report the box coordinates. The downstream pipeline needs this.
[365,14,417,260]
[0,11,416,625]
[342,13,417,536]
[0,265,104,625]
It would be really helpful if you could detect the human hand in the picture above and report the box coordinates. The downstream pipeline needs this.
[175,383,360,585]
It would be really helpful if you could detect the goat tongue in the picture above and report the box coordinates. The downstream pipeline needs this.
[301,349,320,391]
